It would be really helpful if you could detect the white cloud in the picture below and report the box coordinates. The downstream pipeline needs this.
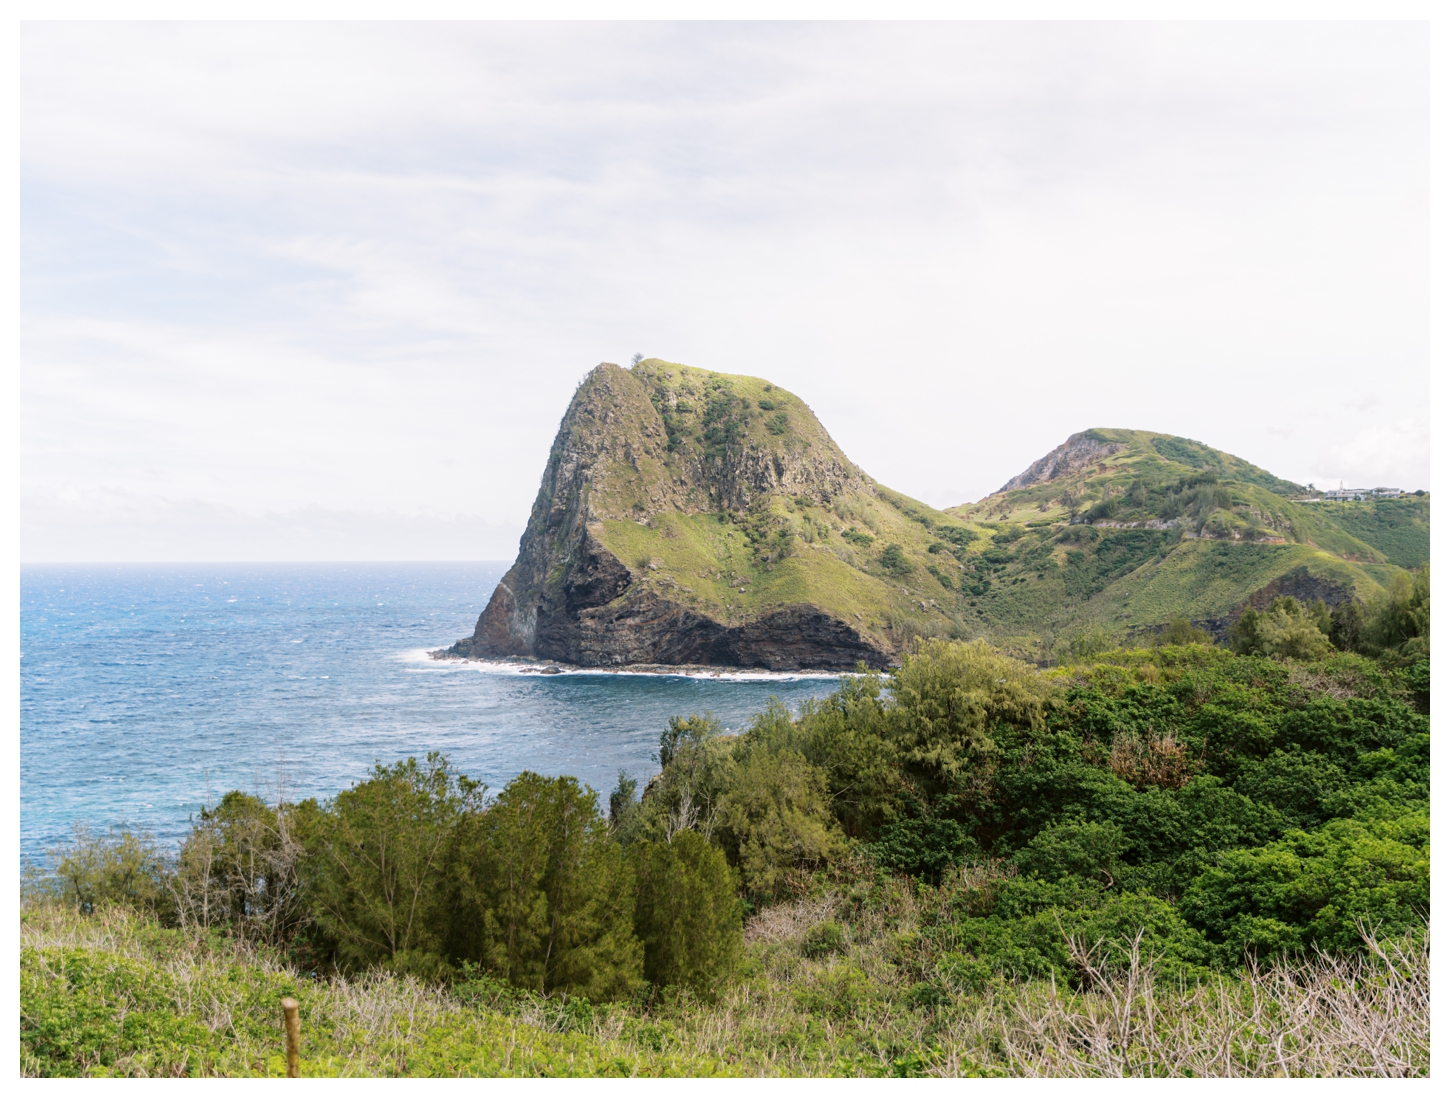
[20,22,1431,559]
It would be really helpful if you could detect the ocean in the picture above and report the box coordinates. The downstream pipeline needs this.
[19,563,841,862]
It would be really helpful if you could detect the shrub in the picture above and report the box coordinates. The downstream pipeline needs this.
[1156,618,1210,647]
[1330,600,1365,653]
[802,920,846,958]
[1181,810,1429,958]
[1365,567,1429,664]
[631,831,741,997]
[1015,821,1128,887]
[867,812,973,882]
[172,791,316,944]
[879,543,912,575]
[954,889,1213,985]
[1231,597,1331,660]
[25,824,168,916]
[887,639,1051,795]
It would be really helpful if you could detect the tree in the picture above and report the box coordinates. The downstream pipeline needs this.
[31,823,168,915]
[1231,598,1331,660]
[1228,608,1262,655]
[888,638,1051,798]
[608,770,639,834]
[631,831,742,998]
[643,713,736,842]
[307,753,480,976]
[1366,566,1429,663]
[454,772,642,1001]
[1329,600,1365,653]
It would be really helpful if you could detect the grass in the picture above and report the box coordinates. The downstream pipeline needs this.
[595,487,990,649]
[22,888,1428,1078]
[1064,541,1383,633]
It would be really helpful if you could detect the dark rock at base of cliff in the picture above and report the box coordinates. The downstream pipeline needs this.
[450,586,889,672]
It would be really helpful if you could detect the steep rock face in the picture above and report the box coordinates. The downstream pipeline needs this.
[997,431,1126,494]
[449,362,891,670]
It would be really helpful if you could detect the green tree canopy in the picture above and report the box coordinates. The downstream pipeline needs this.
[306,753,480,977]
[454,772,641,1001]
[631,831,742,998]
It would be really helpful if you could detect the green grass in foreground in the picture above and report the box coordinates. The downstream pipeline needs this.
[22,891,1427,1078]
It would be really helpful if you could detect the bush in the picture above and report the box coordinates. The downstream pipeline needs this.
[868,812,974,882]
[25,824,168,916]
[1330,600,1365,653]
[1365,567,1429,664]
[1231,597,1331,660]
[887,638,1050,796]
[879,543,912,575]
[631,831,741,997]
[1156,618,1210,647]
[954,889,1213,985]
[454,772,642,1001]
[172,791,316,944]
[1015,821,1128,887]
[802,920,846,958]
[1181,810,1429,958]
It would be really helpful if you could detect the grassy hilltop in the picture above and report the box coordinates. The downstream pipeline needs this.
[457,359,1003,666]
[936,428,1427,650]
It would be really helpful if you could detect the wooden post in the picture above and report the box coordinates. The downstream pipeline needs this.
[281,997,301,1078]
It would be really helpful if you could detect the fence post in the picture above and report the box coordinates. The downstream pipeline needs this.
[281,997,301,1078]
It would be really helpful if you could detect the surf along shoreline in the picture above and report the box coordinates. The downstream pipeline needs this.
[425,648,844,681]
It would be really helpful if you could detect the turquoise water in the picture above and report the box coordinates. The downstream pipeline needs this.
[19,563,839,859]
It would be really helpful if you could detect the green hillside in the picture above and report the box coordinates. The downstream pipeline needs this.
[1305,496,1430,569]
[931,428,1423,650]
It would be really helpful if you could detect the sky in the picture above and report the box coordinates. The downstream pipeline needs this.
[20,21,1431,561]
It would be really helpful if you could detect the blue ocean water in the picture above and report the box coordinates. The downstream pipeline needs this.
[19,563,840,861]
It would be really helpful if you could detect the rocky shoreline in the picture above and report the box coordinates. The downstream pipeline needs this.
[426,649,844,678]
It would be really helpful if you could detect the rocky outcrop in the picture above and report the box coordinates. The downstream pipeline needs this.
[997,432,1126,493]
[446,361,892,671]
[1191,566,1356,643]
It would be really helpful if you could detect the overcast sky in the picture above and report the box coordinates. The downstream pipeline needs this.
[20,21,1430,561]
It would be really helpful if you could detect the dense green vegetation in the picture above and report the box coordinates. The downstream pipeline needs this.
[1315,496,1431,570]
[24,575,1429,1075]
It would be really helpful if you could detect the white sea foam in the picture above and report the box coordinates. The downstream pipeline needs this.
[396,648,842,682]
